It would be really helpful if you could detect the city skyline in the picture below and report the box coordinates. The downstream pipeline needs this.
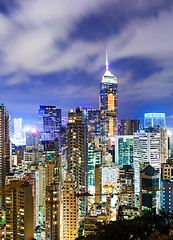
[0,1,173,127]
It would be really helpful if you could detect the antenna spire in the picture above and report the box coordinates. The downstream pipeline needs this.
[106,49,109,70]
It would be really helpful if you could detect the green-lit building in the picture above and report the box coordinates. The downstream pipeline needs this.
[115,135,133,167]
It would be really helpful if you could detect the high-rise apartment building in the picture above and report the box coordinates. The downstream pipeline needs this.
[5,182,34,239]
[39,106,61,148]
[0,104,11,209]
[38,164,46,225]
[45,183,61,240]
[67,108,88,219]
[144,113,166,128]
[95,164,102,204]
[99,58,118,147]
[45,139,62,239]
[62,173,77,240]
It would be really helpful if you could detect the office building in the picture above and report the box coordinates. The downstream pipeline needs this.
[12,118,25,146]
[139,165,160,215]
[88,140,101,188]
[62,173,77,240]
[5,182,34,239]
[0,104,11,209]
[133,131,161,195]
[85,109,100,137]
[115,135,133,167]
[26,128,41,146]
[39,106,61,148]
[67,108,88,219]
[144,113,166,128]
[119,120,140,135]
[99,57,118,147]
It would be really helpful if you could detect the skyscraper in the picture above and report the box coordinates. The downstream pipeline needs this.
[119,119,140,135]
[115,135,133,167]
[139,165,160,215]
[62,173,77,240]
[85,109,100,137]
[45,183,61,240]
[39,106,61,148]
[144,113,166,128]
[0,104,11,210]
[99,56,118,147]
[12,118,25,145]
[133,131,161,195]
[67,108,88,219]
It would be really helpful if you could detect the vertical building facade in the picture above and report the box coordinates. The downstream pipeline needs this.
[45,183,61,240]
[139,165,160,215]
[99,60,118,147]
[95,164,102,204]
[39,106,61,148]
[85,109,100,137]
[5,183,34,240]
[119,120,140,135]
[0,104,11,210]
[115,135,133,167]
[62,173,77,240]
[67,108,88,219]
[133,131,161,195]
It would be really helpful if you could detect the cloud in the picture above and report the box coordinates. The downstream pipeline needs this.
[0,0,173,79]
[0,0,110,77]
[0,0,173,123]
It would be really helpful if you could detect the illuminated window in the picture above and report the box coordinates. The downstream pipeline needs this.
[108,92,114,111]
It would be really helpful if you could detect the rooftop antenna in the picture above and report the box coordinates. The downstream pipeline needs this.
[106,49,109,70]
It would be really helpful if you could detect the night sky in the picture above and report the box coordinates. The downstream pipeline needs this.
[0,0,173,128]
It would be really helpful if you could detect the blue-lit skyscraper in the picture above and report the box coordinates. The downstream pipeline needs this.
[144,113,166,128]
[86,109,100,136]
[39,106,61,148]
[100,56,118,147]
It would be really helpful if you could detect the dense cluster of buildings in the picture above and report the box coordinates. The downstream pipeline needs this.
[0,59,172,240]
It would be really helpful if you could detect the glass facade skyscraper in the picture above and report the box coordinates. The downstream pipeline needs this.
[144,113,166,128]
[86,109,100,136]
[115,135,133,167]
[39,106,61,148]
[100,60,118,147]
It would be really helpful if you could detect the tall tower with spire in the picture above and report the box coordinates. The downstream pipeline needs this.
[99,53,118,148]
